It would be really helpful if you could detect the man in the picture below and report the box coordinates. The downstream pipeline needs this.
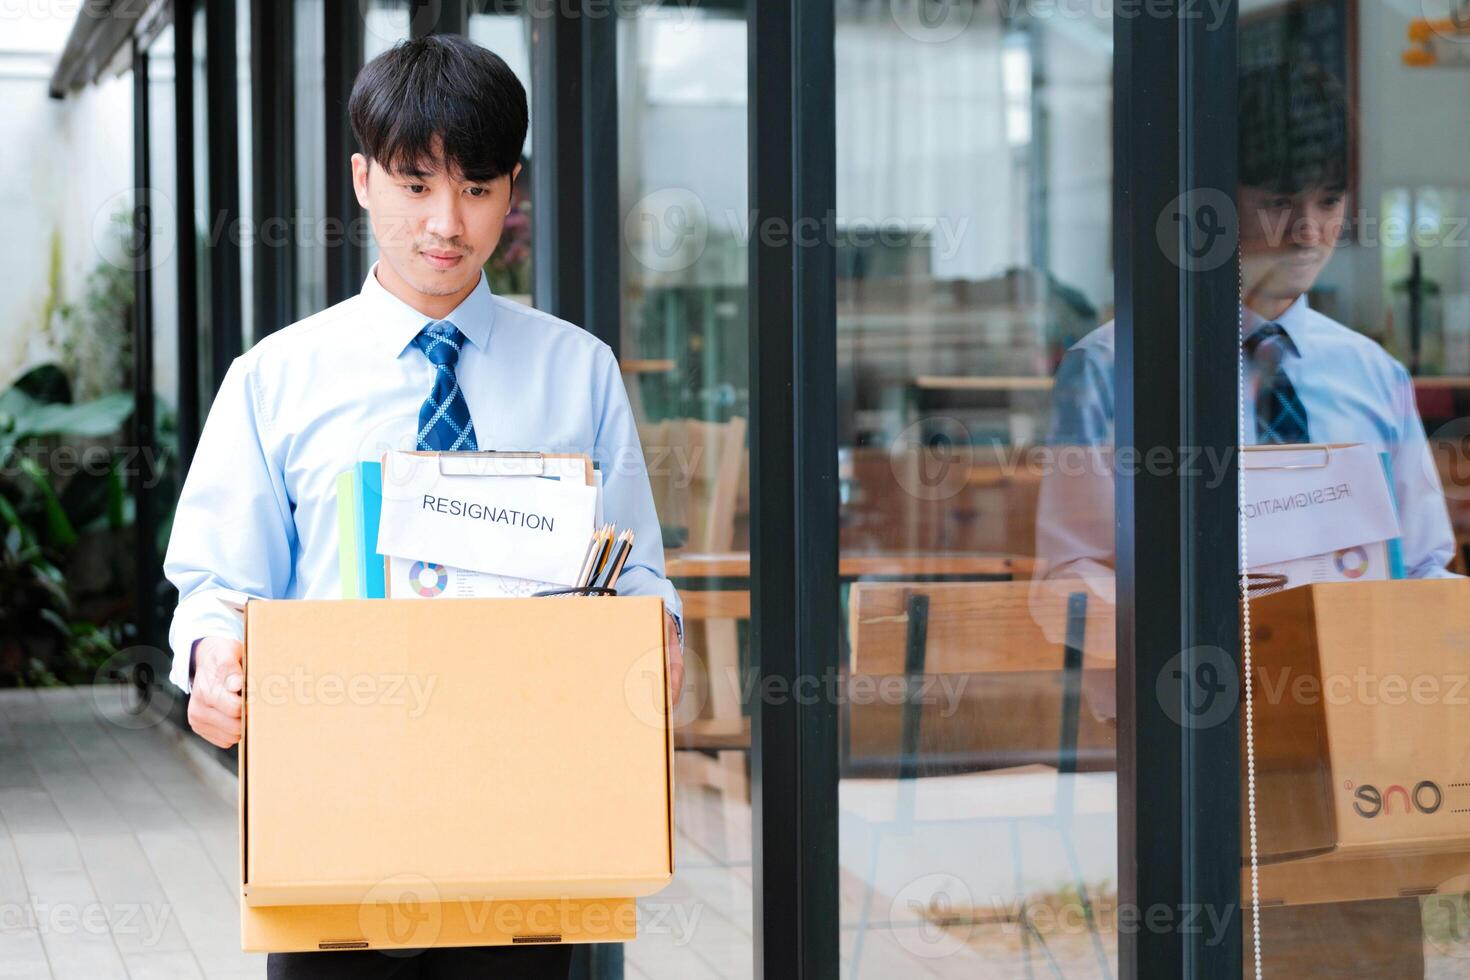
[163,35,684,980]
[1036,62,1455,976]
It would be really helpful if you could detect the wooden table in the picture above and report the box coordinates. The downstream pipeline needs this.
[665,550,1036,581]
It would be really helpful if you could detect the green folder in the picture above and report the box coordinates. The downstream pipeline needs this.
[335,471,361,598]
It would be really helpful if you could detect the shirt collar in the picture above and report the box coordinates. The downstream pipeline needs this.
[360,261,497,358]
[1241,293,1308,357]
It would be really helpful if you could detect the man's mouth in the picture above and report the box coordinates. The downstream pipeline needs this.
[421,249,465,270]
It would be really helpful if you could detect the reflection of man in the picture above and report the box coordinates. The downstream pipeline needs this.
[1037,63,1454,591]
[1037,63,1454,976]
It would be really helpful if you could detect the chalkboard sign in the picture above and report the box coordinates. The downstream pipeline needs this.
[1240,0,1359,200]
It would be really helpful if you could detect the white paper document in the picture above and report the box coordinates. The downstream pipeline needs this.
[375,451,598,586]
[1240,443,1402,576]
[384,557,559,599]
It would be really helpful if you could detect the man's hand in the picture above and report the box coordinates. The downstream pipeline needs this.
[189,637,245,749]
[665,612,685,709]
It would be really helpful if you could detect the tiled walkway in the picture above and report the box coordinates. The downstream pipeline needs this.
[0,686,1101,979]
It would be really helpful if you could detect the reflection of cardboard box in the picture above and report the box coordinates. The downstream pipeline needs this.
[1244,581,1470,906]
[238,597,673,952]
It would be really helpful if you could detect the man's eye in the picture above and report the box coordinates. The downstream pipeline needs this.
[466,187,487,198]
[404,184,426,194]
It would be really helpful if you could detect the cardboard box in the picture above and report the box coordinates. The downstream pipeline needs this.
[238,596,673,952]
[1244,580,1470,905]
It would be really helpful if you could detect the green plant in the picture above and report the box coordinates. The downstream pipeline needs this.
[0,364,134,685]
[41,215,135,400]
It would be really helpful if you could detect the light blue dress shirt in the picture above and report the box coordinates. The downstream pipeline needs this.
[1036,295,1456,587]
[163,264,681,692]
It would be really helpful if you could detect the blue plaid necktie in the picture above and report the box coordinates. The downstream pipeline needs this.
[1244,322,1310,444]
[412,320,479,452]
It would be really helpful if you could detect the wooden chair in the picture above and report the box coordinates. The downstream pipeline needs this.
[640,417,751,800]
[844,580,1116,979]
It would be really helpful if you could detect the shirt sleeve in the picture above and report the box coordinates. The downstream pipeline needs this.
[162,358,297,692]
[589,346,683,630]
[1387,362,1458,578]
[1034,341,1117,598]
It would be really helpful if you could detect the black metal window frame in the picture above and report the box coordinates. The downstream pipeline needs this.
[1114,2,1241,977]
[325,0,367,304]
[253,0,299,333]
[202,0,244,396]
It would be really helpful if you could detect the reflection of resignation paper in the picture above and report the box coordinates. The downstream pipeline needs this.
[1241,444,1401,572]
[376,451,598,586]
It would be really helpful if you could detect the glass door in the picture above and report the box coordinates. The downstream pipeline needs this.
[833,2,1118,975]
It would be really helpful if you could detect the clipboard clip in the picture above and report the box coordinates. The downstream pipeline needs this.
[436,451,546,478]
[1241,445,1332,471]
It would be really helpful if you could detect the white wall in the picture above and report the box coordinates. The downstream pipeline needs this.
[1319,0,1470,338]
[0,10,135,389]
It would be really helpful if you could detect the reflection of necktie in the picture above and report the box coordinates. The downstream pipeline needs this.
[1243,322,1309,444]
[412,320,478,452]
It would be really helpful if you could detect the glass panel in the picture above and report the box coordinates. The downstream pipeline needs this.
[148,24,182,624]
[618,2,752,976]
[468,2,533,303]
[295,0,326,317]
[835,2,1118,975]
[1235,2,1470,975]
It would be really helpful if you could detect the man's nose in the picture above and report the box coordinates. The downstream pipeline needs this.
[425,190,466,241]
[1293,208,1324,247]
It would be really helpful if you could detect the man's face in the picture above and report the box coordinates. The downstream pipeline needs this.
[1237,183,1347,308]
[352,142,522,299]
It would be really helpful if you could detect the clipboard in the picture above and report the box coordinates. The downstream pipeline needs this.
[376,450,602,596]
[393,450,594,486]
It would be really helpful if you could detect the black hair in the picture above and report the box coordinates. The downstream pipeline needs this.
[349,34,528,184]
[1238,61,1350,194]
